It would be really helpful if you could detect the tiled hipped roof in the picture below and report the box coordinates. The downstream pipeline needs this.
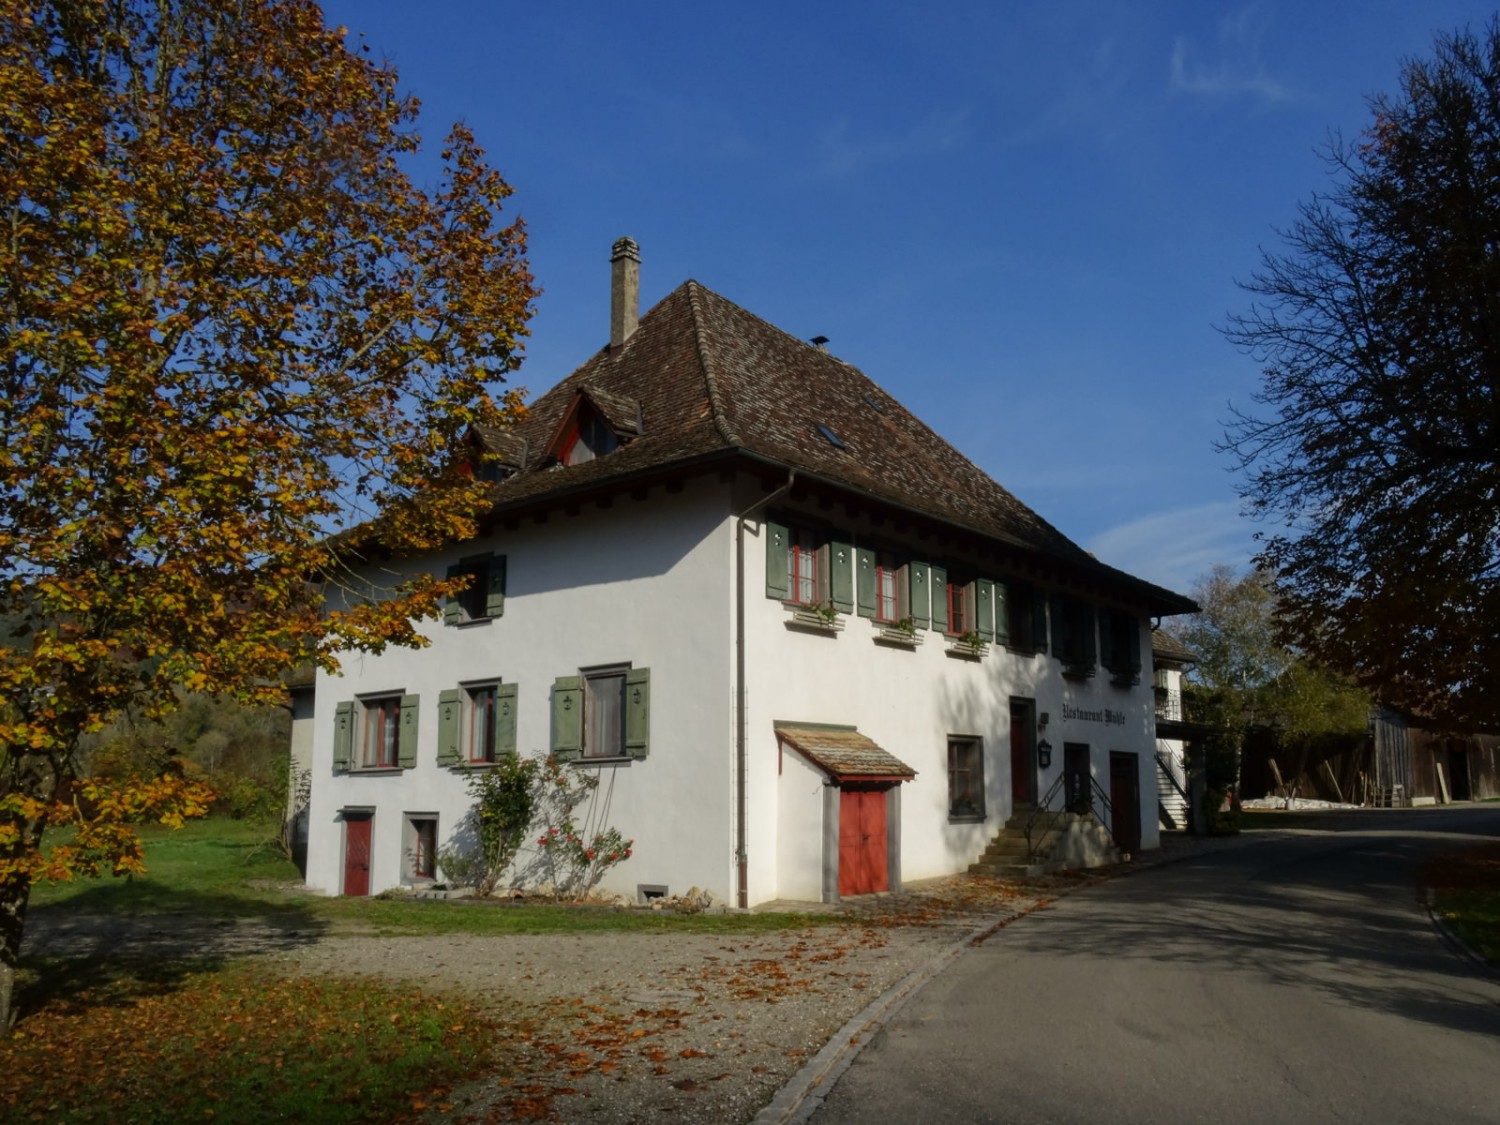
[476,280,1193,614]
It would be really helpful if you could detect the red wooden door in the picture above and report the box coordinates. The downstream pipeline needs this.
[1109,754,1140,854]
[838,788,888,896]
[344,813,372,896]
[1010,717,1031,805]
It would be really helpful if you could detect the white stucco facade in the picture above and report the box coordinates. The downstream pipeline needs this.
[304,469,1166,905]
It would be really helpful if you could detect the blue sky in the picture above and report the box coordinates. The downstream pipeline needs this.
[321,1,1493,595]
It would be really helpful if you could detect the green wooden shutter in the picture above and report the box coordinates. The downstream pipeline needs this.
[765,519,790,600]
[1127,617,1142,678]
[397,693,420,768]
[855,547,876,618]
[486,555,506,618]
[437,689,461,766]
[443,562,462,625]
[1031,588,1049,653]
[1082,604,1097,668]
[496,682,518,757]
[625,667,651,759]
[1050,595,1069,660]
[1099,610,1116,671]
[830,538,854,614]
[931,565,949,633]
[333,701,354,770]
[994,582,1010,645]
[976,579,995,642]
[908,562,930,629]
[552,675,582,760]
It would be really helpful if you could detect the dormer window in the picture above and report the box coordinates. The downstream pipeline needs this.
[563,412,620,465]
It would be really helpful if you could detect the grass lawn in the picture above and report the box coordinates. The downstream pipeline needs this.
[1421,841,1500,967]
[27,817,836,936]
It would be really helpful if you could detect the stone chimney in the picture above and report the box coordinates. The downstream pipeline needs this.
[610,236,640,349]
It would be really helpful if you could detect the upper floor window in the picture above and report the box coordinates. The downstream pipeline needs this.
[1051,594,1097,675]
[946,580,971,636]
[445,552,506,625]
[788,527,823,606]
[437,681,517,767]
[333,692,419,771]
[552,666,652,761]
[874,552,904,623]
[564,413,619,465]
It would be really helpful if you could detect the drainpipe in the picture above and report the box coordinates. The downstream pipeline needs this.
[734,468,796,909]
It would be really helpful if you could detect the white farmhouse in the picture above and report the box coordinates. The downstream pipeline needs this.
[300,238,1197,905]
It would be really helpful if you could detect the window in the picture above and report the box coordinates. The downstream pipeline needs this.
[767,519,855,615]
[332,693,419,772]
[564,413,619,465]
[948,737,984,819]
[552,666,651,761]
[445,552,506,625]
[402,814,438,883]
[946,581,969,636]
[363,696,401,768]
[1099,610,1142,685]
[466,684,499,763]
[788,526,823,606]
[437,682,516,767]
[875,555,903,622]
[1004,582,1048,653]
[1051,595,1097,675]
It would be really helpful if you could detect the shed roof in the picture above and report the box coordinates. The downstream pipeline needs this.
[775,724,916,782]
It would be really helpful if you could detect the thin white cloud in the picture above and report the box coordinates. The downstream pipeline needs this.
[806,110,969,180]
[1170,6,1292,104]
[1087,500,1257,595]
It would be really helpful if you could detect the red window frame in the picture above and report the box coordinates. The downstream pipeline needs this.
[789,544,820,606]
[413,818,437,880]
[467,685,498,763]
[362,697,401,768]
[875,565,900,622]
[947,583,968,636]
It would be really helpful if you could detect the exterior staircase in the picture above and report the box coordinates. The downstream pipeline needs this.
[968,805,1121,878]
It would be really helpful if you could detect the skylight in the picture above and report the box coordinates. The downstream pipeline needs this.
[864,395,885,413]
[816,424,846,450]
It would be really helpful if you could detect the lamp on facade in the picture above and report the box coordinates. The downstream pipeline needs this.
[1037,738,1053,769]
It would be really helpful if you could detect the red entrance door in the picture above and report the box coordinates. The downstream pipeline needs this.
[838,787,888,896]
[1109,754,1140,854]
[1010,707,1032,805]
[344,813,372,896]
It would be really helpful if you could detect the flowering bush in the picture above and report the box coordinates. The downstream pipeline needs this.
[536,825,634,900]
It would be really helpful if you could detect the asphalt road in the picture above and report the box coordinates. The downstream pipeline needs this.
[809,807,1500,1125]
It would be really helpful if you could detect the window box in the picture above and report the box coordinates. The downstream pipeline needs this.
[1062,661,1096,682]
[875,621,923,648]
[945,630,988,660]
[1110,670,1141,688]
[786,604,844,633]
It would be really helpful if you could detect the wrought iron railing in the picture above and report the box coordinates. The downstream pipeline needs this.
[1024,771,1118,862]
[1155,751,1190,805]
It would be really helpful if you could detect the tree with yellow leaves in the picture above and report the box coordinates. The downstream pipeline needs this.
[0,0,535,1026]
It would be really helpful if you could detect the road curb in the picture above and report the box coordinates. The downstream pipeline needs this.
[754,832,1287,1124]
[1423,895,1500,985]
[749,905,1036,1125]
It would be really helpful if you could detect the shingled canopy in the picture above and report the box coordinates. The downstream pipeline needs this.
[465,278,1194,616]
[775,724,916,784]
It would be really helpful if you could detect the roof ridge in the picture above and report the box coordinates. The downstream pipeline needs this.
[685,280,741,447]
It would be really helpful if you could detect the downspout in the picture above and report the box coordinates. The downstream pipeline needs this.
[734,468,796,909]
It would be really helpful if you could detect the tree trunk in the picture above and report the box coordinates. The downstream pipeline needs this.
[0,749,60,1030]
[0,873,33,1031]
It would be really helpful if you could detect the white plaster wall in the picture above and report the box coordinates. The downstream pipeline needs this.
[740,513,1162,900]
[775,744,830,902]
[305,478,736,901]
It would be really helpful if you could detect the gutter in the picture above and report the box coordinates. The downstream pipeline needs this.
[734,467,797,909]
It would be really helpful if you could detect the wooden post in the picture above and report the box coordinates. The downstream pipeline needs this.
[1320,760,1345,804]
[1436,762,1450,805]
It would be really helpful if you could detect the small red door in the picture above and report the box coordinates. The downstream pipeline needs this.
[1010,714,1032,805]
[1109,754,1140,854]
[838,787,888,896]
[343,813,372,896]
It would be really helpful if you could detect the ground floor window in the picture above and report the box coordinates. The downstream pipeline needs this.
[403,814,438,883]
[948,737,984,819]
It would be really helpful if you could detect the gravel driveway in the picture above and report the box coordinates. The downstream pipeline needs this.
[24,836,1247,1123]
